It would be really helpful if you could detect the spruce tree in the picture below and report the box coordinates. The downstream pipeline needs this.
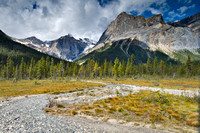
[125,59,131,77]
[6,57,14,79]
[186,55,191,76]
[103,60,108,77]
[130,54,135,75]
[78,65,85,78]
[59,61,64,79]
[108,61,113,77]
[50,58,54,80]
[94,62,100,78]
[2,65,6,79]
[118,62,124,78]
[36,60,42,79]
[45,56,50,78]
[146,58,151,75]
[113,58,119,78]
[73,63,78,77]
[153,57,158,75]
[19,58,25,79]
[29,58,34,79]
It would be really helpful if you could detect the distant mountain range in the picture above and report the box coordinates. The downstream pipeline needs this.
[0,30,64,64]
[0,12,200,64]
[13,35,96,61]
[78,12,200,64]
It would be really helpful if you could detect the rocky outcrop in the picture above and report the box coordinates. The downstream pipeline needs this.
[14,35,95,61]
[97,12,165,44]
[146,14,165,26]
[168,12,200,27]
[96,12,200,56]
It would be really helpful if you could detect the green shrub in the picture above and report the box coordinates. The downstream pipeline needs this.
[118,107,124,112]
[57,103,65,108]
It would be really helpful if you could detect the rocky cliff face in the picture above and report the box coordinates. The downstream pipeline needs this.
[14,35,95,61]
[168,12,200,39]
[96,12,200,56]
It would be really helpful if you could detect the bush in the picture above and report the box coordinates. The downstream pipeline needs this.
[71,110,78,115]
[142,91,171,105]
[57,103,65,108]
[117,107,124,112]
[95,108,103,113]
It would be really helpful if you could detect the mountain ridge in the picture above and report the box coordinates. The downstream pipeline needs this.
[78,12,200,64]
[92,12,200,56]
[13,34,96,61]
[0,29,66,64]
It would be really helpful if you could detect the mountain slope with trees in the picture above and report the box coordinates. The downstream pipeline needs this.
[84,12,200,64]
[77,38,176,64]
[0,30,74,80]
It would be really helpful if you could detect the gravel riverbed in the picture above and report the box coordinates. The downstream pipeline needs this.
[0,81,198,133]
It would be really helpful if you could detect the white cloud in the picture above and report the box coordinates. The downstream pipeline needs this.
[177,4,195,14]
[177,6,188,14]
[178,0,192,4]
[166,10,186,21]
[0,0,166,41]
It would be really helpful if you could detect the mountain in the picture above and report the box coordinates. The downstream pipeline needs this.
[77,38,176,64]
[167,12,200,39]
[79,12,200,64]
[0,30,65,64]
[13,35,95,61]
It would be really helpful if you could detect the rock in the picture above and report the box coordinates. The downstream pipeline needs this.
[95,12,200,56]
[13,35,96,61]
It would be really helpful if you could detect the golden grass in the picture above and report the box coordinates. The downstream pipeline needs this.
[98,78,200,90]
[0,80,104,97]
[47,90,199,131]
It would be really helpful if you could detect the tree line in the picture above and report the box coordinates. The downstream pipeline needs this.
[0,54,200,80]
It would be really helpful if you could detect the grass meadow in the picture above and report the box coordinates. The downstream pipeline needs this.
[0,80,104,97]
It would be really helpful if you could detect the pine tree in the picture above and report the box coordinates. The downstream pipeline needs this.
[159,60,166,76]
[29,58,34,79]
[36,60,42,79]
[19,58,25,79]
[138,63,143,77]
[59,61,64,79]
[121,60,126,76]
[130,54,135,75]
[118,62,124,78]
[94,62,100,78]
[15,65,19,80]
[6,57,14,79]
[108,61,113,77]
[45,56,50,78]
[50,58,54,80]
[153,57,158,75]
[186,55,191,76]
[1,65,6,79]
[113,58,119,78]
[73,63,78,77]
[146,58,151,75]
[197,62,200,76]
[103,60,108,77]
[40,57,46,79]
[54,65,58,80]
[191,61,196,76]
[178,65,185,76]
[99,66,103,78]
[125,59,131,77]
[78,65,85,78]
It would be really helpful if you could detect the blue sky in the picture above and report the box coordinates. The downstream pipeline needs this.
[98,0,200,21]
[0,0,199,41]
